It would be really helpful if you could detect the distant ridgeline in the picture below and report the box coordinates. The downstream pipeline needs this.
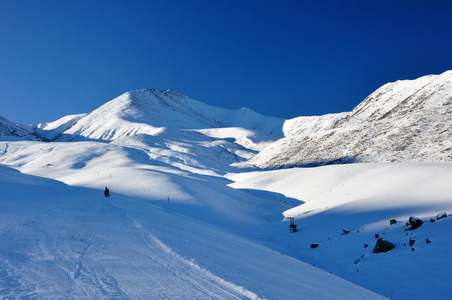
[1,71,452,168]
[248,70,452,168]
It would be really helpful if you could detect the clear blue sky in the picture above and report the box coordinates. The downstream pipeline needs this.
[1,0,452,125]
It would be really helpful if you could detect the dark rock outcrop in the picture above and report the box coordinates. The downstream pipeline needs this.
[374,238,395,253]
[406,216,423,230]
[437,212,447,220]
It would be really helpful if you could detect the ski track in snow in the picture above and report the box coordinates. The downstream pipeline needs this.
[5,77,452,299]
[133,220,261,300]
[0,187,261,299]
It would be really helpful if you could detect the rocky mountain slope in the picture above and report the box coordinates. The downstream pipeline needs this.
[247,70,452,168]
[1,72,452,299]
[0,116,38,141]
[2,71,452,170]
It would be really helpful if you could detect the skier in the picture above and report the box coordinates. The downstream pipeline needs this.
[104,187,110,197]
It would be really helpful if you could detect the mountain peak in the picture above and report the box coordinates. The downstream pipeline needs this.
[248,70,452,168]
[36,89,283,143]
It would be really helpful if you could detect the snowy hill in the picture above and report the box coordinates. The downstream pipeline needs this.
[228,162,452,299]
[0,116,38,141]
[33,89,284,174]
[248,70,452,168]
[0,164,386,299]
[37,89,283,145]
[1,72,452,299]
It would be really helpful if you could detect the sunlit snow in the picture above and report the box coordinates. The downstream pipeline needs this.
[1,73,452,299]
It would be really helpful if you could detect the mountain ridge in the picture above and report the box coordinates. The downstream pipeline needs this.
[1,72,452,299]
[247,70,452,168]
[2,71,452,168]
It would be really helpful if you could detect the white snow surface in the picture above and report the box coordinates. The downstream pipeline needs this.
[1,73,452,299]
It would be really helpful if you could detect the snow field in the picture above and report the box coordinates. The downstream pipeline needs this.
[3,79,452,299]
[227,162,452,299]
[0,164,384,299]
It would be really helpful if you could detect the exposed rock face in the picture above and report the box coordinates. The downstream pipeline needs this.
[374,238,395,253]
[248,71,452,168]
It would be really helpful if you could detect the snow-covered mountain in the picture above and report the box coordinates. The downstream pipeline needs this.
[1,71,452,299]
[37,89,283,145]
[248,70,452,168]
[31,89,284,174]
[0,116,38,141]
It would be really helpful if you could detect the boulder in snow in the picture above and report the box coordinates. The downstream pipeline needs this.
[373,238,395,253]
[436,212,447,220]
[406,216,423,230]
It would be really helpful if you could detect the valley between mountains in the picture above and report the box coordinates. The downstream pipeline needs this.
[1,71,452,299]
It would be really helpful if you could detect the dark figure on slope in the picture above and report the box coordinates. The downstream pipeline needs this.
[104,187,110,197]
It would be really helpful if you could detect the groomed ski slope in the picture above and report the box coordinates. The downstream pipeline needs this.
[0,165,384,299]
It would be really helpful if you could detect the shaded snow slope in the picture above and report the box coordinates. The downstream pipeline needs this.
[32,89,284,173]
[2,71,452,299]
[0,164,385,299]
[227,162,452,299]
[1,135,450,299]
[34,113,86,141]
[248,70,452,168]
[0,116,38,141]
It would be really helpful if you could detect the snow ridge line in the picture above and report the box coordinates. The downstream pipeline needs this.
[147,233,264,300]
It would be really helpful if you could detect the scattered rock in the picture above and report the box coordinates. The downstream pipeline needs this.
[426,239,431,244]
[390,219,397,225]
[411,248,415,251]
[354,259,360,264]
[430,218,435,223]
[406,216,423,230]
[343,229,350,234]
[437,212,447,220]
[409,238,415,246]
[310,244,319,249]
[374,238,395,253]
[364,243,369,248]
